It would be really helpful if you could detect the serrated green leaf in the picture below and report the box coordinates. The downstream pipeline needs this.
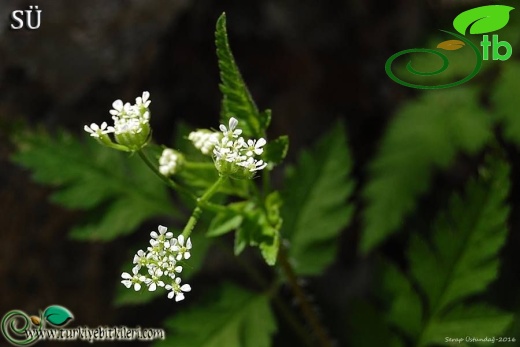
[453,5,514,35]
[259,225,280,266]
[215,13,269,138]
[361,88,491,253]
[282,120,354,275]
[43,305,74,327]
[379,262,422,340]
[420,304,513,346]
[410,159,510,315]
[263,135,289,165]
[11,130,175,241]
[492,62,520,144]
[155,283,276,347]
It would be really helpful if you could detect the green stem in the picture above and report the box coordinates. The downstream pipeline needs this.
[183,161,216,170]
[137,149,196,201]
[181,176,226,239]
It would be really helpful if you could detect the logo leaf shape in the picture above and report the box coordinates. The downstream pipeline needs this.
[43,305,74,327]
[453,5,514,35]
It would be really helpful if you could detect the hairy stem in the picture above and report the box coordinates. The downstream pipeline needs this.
[278,246,334,347]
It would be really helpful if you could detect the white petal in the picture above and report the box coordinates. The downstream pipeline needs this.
[112,100,123,111]
[229,117,238,130]
[133,283,141,291]
[175,293,185,302]
[121,272,132,279]
[167,291,175,299]
[121,280,132,288]
[84,125,94,133]
[150,231,159,239]
[148,283,157,292]
[184,252,191,260]
[256,138,266,147]
[219,124,227,133]
[186,238,192,249]
[158,225,167,234]
[175,277,181,285]
[180,284,191,292]
[177,235,185,246]
[142,91,150,102]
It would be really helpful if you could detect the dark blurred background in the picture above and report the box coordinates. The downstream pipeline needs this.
[0,0,507,346]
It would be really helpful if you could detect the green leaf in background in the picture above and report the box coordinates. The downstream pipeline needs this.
[43,305,74,327]
[453,5,515,35]
[379,262,422,340]
[412,159,512,346]
[262,135,289,165]
[380,158,512,346]
[215,12,269,138]
[361,88,491,253]
[207,211,243,237]
[492,62,520,144]
[11,130,175,241]
[282,120,354,275]
[155,283,276,347]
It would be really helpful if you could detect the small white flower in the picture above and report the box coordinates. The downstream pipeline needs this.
[171,235,192,260]
[84,122,114,138]
[135,91,151,108]
[121,267,146,291]
[245,138,266,156]
[165,277,191,302]
[133,249,149,269]
[238,157,268,172]
[150,225,174,243]
[219,117,242,138]
[145,267,165,291]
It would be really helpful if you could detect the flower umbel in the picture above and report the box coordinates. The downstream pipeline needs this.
[120,225,192,301]
[212,117,267,178]
[84,91,152,152]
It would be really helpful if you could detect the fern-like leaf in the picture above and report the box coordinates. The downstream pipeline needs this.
[281,121,354,275]
[382,158,512,346]
[215,13,269,138]
[361,88,492,253]
[155,283,276,347]
[12,129,174,241]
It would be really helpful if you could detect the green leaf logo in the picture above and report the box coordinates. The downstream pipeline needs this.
[43,305,74,327]
[453,5,514,35]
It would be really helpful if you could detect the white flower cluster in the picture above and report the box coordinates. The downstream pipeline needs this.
[159,148,182,176]
[84,91,151,152]
[188,130,222,155]
[213,117,267,178]
[121,225,192,302]
[188,117,268,178]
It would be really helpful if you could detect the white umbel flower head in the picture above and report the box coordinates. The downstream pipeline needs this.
[84,91,152,152]
[120,225,194,301]
[212,117,268,178]
[159,148,183,176]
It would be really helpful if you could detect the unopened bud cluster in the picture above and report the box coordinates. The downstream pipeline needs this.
[121,225,192,301]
